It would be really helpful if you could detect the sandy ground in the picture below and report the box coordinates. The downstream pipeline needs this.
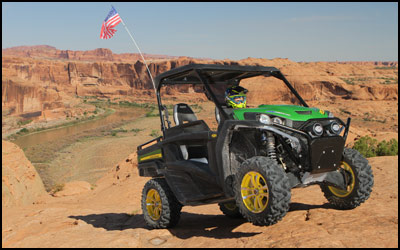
[2,153,398,247]
[2,99,398,248]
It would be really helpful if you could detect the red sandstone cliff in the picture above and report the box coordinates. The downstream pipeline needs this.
[2,45,180,62]
[2,46,398,126]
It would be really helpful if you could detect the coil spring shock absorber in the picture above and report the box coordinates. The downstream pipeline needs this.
[262,131,277,162]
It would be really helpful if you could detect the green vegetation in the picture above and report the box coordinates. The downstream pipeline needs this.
[131,128,144,135]
[110,128,128,136]
[190,103,204,111]
[340,77,372,85]
[7,105,113,140]
[16,128,29,135]
[17,119,33,126]
[116,101,158,117]
[50,183,65,195]
[340,76,398,85]
[374,66,397,70]
[87,99,203,119]
[378,77,398,85]
[376,139,398,156]
[362,112,386,123]
[353,135,398,158]
[150,129,160,138]
[340,78,356,85]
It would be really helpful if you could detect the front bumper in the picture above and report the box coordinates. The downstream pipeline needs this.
[309,136,345,174]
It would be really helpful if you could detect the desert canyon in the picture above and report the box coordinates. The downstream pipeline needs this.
[2,45,398,247]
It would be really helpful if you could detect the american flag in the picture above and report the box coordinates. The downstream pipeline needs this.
[100,6,122,39]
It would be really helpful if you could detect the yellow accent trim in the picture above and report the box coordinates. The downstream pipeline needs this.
[328,161,356,198]
[241,171,269,213]
[140,153,162,162]
[211,134,217,138]
[319,109,325,115]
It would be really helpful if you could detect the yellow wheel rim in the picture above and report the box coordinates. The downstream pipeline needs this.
[328,161,356,198]
[241,171,269,213]
[146,189,162,221]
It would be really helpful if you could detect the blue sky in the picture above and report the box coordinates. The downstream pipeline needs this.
[2,2,398,62]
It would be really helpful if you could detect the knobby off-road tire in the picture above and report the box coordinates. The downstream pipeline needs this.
[320,148,374,210]
[141,178,182,229]
[218,201,243,218]
[234,156,291,226]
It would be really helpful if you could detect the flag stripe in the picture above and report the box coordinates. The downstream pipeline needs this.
[106,15,121,27]
[100,7,122,39]
[107,14,121,24]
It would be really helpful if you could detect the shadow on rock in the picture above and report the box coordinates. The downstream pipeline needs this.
[69,213,147,231]
[69,212,260,239]
[289,202,335,212]
[168,212,261,240]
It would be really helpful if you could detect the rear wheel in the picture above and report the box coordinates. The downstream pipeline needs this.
[320,148,374,209]
[218,201,242,218]
[141,178,182,228]
[234,156,291,226]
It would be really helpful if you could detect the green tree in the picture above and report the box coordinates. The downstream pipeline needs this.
[353,136,398,158]
[377,139,398,156]
[353,136,378,158]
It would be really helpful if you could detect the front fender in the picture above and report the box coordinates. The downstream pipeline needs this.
[215,120,269,196]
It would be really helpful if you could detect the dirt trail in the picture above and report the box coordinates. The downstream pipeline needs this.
[2,151,398,248]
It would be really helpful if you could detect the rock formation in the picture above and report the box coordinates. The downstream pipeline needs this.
[2,140,48,208]
[2,45,181,62]
[2,45,398,132]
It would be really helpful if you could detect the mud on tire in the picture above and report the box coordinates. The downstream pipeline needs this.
[320,148,374,209]
[234,156,291,226]
[141,178,182,229]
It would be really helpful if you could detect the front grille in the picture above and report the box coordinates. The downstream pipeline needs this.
[292,121,304,129]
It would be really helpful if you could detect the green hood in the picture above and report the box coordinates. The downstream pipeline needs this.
[232,104,329,121]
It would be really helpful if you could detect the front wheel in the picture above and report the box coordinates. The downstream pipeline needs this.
[234,156,291,226]
[320,148,374,209]
[141,178,182,229]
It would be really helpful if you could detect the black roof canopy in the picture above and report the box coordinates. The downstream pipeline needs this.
[155,64,280,90]
[154,64,309,131]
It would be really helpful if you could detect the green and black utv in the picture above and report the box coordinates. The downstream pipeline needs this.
[137,64,374,228]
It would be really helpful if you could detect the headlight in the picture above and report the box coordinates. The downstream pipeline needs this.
[272,117,283,125]
[327,111,334,118]
[312,123,323,136]
[330,122,341,135]
[259,114,271,125]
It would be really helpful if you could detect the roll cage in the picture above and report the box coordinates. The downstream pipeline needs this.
[154,64,309,133]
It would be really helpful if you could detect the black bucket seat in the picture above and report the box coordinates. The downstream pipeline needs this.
[173,103,208,164]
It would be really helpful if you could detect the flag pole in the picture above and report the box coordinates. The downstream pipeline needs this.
[119,18,157,95]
